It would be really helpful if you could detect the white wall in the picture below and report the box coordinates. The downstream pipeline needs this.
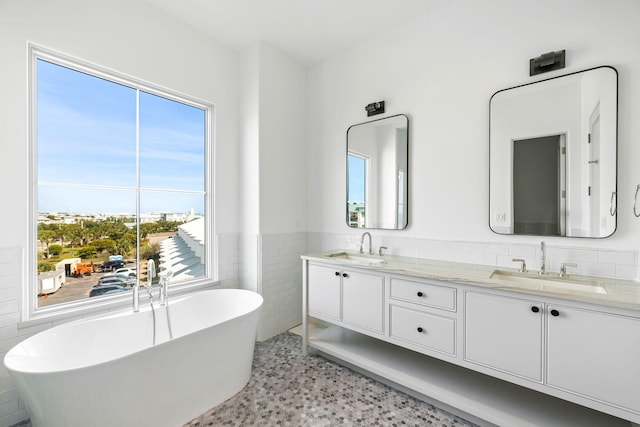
[258,43,308,234]
[0,0,241,424]
[306,0,640,254]
[238,42,308,340]
[239,45,261,237]
[255,42,307,340]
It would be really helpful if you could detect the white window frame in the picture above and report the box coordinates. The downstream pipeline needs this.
[25,44,216,325]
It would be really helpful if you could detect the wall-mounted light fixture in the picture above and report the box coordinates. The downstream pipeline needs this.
[365,101,385,116]
[529,50,565,76]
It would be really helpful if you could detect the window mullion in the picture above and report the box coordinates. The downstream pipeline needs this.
[135,89,141,289]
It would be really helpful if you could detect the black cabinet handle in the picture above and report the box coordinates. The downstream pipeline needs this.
[334,271,340,276]
[550,309,560,317]
[417,327,424,333]
[531,306,540,313]
[417,291,424,297]
[342,273,348,278]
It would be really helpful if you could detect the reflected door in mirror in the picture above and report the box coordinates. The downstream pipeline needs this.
[513,135,565,236]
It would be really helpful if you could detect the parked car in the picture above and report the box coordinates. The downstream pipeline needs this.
[89,284,127,297]
[100,272,133,280]
[96,274,135,287]
[114,267,137,278]
[100,259,125,272]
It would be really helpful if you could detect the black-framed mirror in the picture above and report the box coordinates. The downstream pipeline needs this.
[489,66,617,238]
[347,114,409,230]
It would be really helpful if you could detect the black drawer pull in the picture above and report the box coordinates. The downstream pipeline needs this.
[417,291,424,297]
[550,309,560,317]
[417,327,424,333]
[342,273,348,278]
[334,271,340,276]
[531,306,540,313]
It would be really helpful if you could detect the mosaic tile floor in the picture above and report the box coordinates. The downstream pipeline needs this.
[11,332,477,427]
[185,332,478,427]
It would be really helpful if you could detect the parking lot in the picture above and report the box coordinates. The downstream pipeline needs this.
[38,270,133,307]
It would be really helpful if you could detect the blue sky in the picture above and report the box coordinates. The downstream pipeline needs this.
[37,59,206,215]
[347,154,365,203]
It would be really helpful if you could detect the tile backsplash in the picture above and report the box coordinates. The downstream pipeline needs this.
[307,232,639,281]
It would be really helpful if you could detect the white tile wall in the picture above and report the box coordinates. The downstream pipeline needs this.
[239,234,258,293]
[0,247,28,427]
[216,233,239,289]
[256,232,307,341]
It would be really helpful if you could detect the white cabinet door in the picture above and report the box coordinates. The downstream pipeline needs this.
[464,291,543,382]
[547,305,640,413]
[308,263,341,321]
[342,269,385,333]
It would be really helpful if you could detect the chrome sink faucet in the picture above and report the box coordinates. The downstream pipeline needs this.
[559,262,577,278]
[539,241,546,275]
[359,232,372,255]
[512,258,527,273]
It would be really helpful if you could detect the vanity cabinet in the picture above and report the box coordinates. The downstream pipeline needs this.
[302,255,640,425]
[307,262,385,334]
[547,304,640,414]
[464,291,543,381]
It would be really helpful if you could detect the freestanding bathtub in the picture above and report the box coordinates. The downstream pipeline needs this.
[4,289,263,427]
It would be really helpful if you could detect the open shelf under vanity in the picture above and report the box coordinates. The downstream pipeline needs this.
[308,326,631,427]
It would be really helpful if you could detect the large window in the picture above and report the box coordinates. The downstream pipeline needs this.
[31,46,211,316]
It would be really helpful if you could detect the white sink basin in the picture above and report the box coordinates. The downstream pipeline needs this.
[326,252,387,266]
[490,270,608,295]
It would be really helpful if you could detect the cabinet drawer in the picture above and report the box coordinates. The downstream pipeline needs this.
[390,305,456,355]
[390,278,456,311]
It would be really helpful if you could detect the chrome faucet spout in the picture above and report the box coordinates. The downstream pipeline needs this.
[539,241,546,275]
[359,232,372,255]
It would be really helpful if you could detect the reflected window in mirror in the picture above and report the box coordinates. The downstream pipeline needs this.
[346,114,409,230]
[489,66,617,238]
[347,153,368,227]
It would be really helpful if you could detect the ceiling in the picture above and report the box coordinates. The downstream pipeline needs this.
[143,0,447,65]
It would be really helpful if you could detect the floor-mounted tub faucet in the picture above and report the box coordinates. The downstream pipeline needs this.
[159,269,172,306]
[359,232,372,255]
[134,258,156,312]
[539,241,546,275]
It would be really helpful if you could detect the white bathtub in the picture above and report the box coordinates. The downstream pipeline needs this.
[4,289,263,427]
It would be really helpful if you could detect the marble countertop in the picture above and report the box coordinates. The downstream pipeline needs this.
[302,251,640,313]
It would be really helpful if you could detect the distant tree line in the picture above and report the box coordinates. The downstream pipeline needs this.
[37,219,183,272]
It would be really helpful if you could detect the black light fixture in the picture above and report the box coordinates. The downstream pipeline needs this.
[365,101,385,116]
[529,50,566,76]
